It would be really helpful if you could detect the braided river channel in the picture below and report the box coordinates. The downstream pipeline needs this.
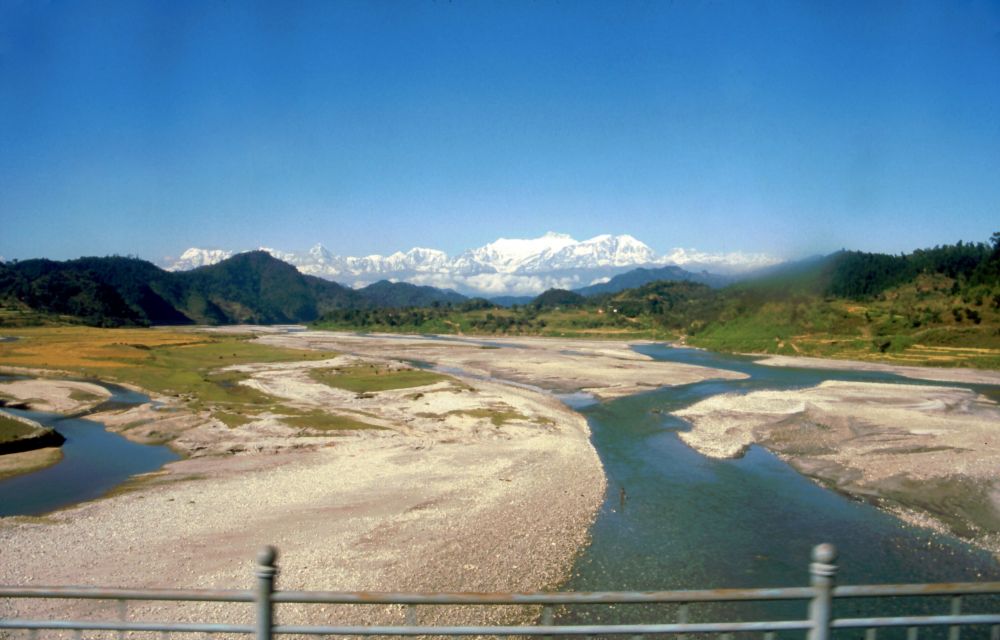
[556,344,1000,634]
[1,342,998,634]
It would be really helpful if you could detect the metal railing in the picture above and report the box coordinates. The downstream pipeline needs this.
[1,544,998,638]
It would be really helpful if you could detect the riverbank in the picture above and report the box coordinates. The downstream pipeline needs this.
[0,329,608,628]
[0,410,64,454]
[674,379,1000,554]
[0,408,64,478]
[0,445,62,480]
[0,381,80,477]
[754,354,1000,386]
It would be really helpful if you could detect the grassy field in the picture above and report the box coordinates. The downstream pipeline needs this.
[0,326,374,431]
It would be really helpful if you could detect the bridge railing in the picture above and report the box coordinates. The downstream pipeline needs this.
[1,544,998,638]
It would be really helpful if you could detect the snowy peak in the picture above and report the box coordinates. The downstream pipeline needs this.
[547,234,657,269]
[307,243,334,263]
[163,232,782,295]
[463,232,578,273]
[457,232,657,273]
[167,248,234,271]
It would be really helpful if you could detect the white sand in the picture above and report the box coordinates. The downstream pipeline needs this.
[254,331,748,399]
[675,380,1000,551]
[754,354,1000,386]
[0,379,110,413]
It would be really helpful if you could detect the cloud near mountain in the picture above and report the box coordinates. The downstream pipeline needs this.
[164,232,780,296]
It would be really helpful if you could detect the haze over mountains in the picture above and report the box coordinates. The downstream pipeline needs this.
[164,232,780,296]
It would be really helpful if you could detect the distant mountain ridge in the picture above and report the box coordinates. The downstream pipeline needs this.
[0,252,468,327]
[4,235,997,348]
[165,232,780,296]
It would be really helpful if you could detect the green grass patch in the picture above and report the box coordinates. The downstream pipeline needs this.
[68,389,104,403]
[283,411,381,431]
[0,414,40,443]
[309,364,451,393]
[214,411,255,428]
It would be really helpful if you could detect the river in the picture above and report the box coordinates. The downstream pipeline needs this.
[0,379,179,516]
[557,344,1000,633]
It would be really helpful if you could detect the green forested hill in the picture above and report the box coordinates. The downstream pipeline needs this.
[575,265,734,295]
[656,236,1000,366]
[0,251,466,327]
[357,280,465,308]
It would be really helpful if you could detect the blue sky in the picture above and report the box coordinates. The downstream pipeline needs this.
[1,0,998,262]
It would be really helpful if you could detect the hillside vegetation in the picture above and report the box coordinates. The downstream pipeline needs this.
[0,252,462,327]
[315,234,1000,368]
[685,237,1000,366]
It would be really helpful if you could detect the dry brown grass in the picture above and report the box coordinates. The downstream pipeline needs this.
[0,326,211,370]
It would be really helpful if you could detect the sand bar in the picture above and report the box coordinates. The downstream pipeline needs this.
[675,380,1000,553]
[754,354,1000,386]
[253,330,748,399]
[0,378,110,414]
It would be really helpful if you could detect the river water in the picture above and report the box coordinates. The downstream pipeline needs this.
[0,379,179,516]
[557,344,1000,633]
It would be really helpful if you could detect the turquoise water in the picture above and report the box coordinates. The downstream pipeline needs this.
[0,380,179,516]
[557,345,1000,634]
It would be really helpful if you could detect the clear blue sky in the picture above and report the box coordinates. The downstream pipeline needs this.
[1,0,998,262]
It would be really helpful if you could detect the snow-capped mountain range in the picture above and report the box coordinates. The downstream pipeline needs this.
[163,232,781,296]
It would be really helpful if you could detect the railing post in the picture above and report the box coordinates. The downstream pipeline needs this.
[255,546,278,640]
[808,543,838,640]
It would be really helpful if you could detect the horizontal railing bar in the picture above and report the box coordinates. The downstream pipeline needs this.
[6,617,1000,637]
[4,584,995,604]
[835,583,1000,598]
[834,615,1000,629]
[0,586,254,602]
[273,620,814,635]
[272,586,816,605]
[0,620,253,633]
